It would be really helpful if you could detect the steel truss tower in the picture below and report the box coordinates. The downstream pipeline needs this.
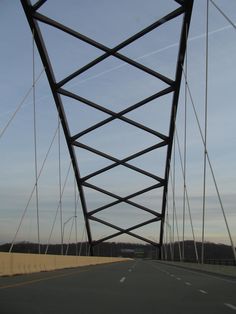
[21,0,193,257]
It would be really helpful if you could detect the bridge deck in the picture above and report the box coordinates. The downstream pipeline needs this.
[0,260,235,313]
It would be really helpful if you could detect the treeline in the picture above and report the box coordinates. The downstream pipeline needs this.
[0,240,235,262]
[164,240,235,263]
[0,241,152,258]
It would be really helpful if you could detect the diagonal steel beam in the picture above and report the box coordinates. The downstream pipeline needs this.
[90,216,160,246]
[73,87,174,139]
[33,12,173,85]
[32,8,184,87]
[21,0,94,255]
[22,0,194,253]
[88,183,163,217]
[73,141,165,183]
[159,0,193,259]
[32,0,46,11]
[58,88,170,142]
[83,181,161,217]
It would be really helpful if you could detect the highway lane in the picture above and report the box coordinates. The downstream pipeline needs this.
[0,259,236,314]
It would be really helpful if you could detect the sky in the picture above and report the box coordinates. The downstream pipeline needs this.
[0,0,236,252]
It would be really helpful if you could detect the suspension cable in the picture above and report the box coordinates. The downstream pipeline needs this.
[172,134,176,260]
[79,225,85,256]
[201,0,209,264]
[181,63,236,262]
[175,128,199,263]
[0,69,44,141]
[163,230,167,260]
[58,117,63,255]
[65,217,75,255]
[169,166,182,261]
[210,0,236,31]
[9,124,59,253]
[74,176,78,256]
[182,24,188,261]
[32,30,41,254]
[45,161,72,254]
[173,131,182,261]
[182,65,236,262]
[166,199,173,260]
[165,201,170,260]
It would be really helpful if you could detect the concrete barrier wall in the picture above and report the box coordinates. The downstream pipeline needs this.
[0,252,130,276]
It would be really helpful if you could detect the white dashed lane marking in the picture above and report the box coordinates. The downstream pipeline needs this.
[224,303,236,311]
[199,289,208,294]
[185,282,192,286]
[120,277,126,283]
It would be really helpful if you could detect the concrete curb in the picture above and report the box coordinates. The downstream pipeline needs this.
[157,260,236,280]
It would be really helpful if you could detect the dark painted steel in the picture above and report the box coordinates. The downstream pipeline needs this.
[83,182,161,217]
[90,216,160,247]
[32,0,46,11]
[21,0,94,255]
[88,183,163,217]
[33,12,174,85]
[175,0,184,6]
[58,88,170,141]
[73,141,165,183]
[32,8,184,87]
[159,0,194,259]
[21,0,193,254]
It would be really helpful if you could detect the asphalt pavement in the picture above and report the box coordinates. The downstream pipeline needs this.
[0,259,236,314]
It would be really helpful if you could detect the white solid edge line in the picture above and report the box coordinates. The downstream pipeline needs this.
[156,262,236,284]
[199,289,208,294]
[224,303,236,310]
[120,277,126,283]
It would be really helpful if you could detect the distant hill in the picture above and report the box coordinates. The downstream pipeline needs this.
[0,240,235,264]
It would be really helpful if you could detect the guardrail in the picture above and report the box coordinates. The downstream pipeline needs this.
[163,258,236,266]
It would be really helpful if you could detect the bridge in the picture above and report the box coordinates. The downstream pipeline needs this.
[0,0,236,313]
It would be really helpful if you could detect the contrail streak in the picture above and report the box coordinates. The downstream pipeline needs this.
[0,23,234,121]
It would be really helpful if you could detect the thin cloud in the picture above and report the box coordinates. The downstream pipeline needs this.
[0,23,234,123]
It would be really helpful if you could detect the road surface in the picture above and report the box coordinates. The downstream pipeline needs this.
[0,259,235,313]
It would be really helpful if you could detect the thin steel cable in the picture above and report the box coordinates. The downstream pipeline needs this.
[9,125,59,253]
[32,30,41,254]
[172,135,176,260]
[165,203,170,260]
[74,176,78,256]
[58,117,63,255]
[175,128,199,263]
[201,0,209,264]
[210,0,236,31]
[65,217,75,255]
[79,226,86,256]
[45,162,72,254]
[182,24,188,261]
[166,200,173,260]
[1,22,229,139]
[163,231,167,260]
[170,166,182,261]
[182,65,236,262]
[0,69,45,140]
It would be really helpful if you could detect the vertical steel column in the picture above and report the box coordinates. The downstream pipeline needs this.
[21,0,94,255]
[159,0,193,259]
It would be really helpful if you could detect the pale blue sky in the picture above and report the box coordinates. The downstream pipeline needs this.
[0,0,236,248]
